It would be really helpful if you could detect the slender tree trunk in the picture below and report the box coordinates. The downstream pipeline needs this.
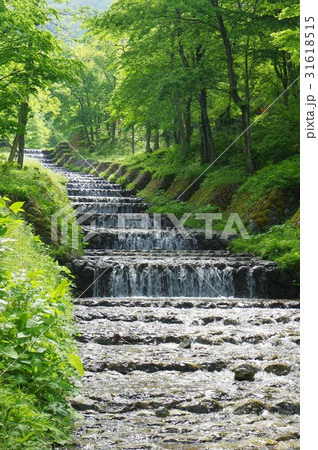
[8,134,19,162]
[154,131,160,150]
[210,0,255,173]
[242,36,254,173]
[164,131,171,148]
[274,51,289,106]
[282,52,289,105]
[241,105,253,172]
[17,133,25,168]
[111,121,116,145]
[131,124,135,154]
[175,92,186,157]
[8,102,29,168]
[185,97,192,144]
[199,89,216,163]
[90,123,94,145]
[146,126,152,153]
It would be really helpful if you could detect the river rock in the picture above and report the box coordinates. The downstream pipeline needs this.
[179,399,222,414]
[179,338,192,349]
[71,396,96,411]
[265,363,291,376]
[155,407,170,417]
[233,363,258,381]
[270,400,300,415]
[234,399,265,415]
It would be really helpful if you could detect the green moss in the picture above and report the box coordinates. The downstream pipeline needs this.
[228,156,299,232]
[290,208,300,227]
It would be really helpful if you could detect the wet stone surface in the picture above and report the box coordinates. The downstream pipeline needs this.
[25,149,300,449]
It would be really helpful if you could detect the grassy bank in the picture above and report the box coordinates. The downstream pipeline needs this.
[0,154,83,261]
[0,158,84,448]
[0,198,83,448]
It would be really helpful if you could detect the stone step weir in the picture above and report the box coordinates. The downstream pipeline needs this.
[69,195,144,204]
[25,148,299,449]
[72,250,293,299]
[79,212,181,229]
[67,188,130,197]
[73,201,148,214]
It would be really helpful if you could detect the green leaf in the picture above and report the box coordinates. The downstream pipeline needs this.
[0,346,19,359]
[9,201,25,215]
[69,353,84,376]
[26,317,44,329]
[0,225,7,236]
[54,279,69,298]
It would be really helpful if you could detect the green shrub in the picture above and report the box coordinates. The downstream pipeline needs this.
[235,155,300,204]
[231,223,300,272]
[0,199,82,449]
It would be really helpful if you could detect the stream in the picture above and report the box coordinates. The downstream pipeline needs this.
[26,149,300,449]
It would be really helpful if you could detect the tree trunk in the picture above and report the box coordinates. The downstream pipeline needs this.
[146,126,152,153]
[211,0,255,173]
[243,36,255,174]
[8,102,29,168]
[274,51,289,106]
[17,132,25,168]
[241,104,254,173]
[164,131,171,148]
[8,134,19,162]
[175,92,186,157]
[154,131,160,150]
[131,124,135,154]
[111,121,116,145]
[199,89,216,163]
[185,97,192,144]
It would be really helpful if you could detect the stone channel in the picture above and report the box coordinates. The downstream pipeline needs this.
[26,149,300,449]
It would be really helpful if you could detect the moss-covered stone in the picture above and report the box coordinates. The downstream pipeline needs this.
[56,155,73,167]
[229,187,299,232]
[190,182,240,209]
[117,168,141,187]
[290,208,300,227]
[94,162,111,175]
[128,171,152,194]
[101,163,120,179]
[141,175,175,196]
[165,178,201,201]
[113,165,128,180]
[55,142,73,152]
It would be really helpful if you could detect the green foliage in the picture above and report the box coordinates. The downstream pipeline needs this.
[0,158,83,258]
[0,0,80,162]
[231,223,300,272]
[235,155,300,204]
[0,198,81,448]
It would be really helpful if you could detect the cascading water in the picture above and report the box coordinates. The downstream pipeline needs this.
[25,149,299,449]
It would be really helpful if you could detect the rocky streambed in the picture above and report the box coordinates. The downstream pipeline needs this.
[26,149,300,449]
